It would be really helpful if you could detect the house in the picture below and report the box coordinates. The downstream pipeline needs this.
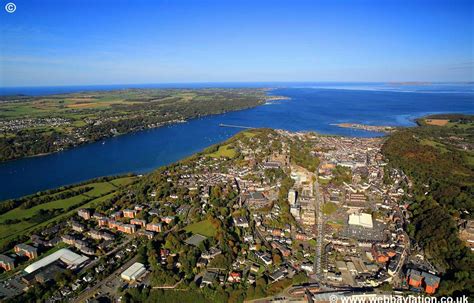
[146,223,162,233]
[78,209,91,220]
[250,263,260,273]
[118,224,136,234]
[89,229,103,240]
[407,269,423,288]
[233,217,249,228]
[161,216,175,224]
[123,209,137,218]
[97,218,108,227]
[227,272,241,283]
[0,254,15,271]
[14,243,38,259]
[255,251,272,266]
[422,272,441,294]
[269,267,287,282]
[202,247,222,259]
[62,234,76,245]
[110,211,122,219]
[130,218,146,227]
[137,230,154,239]
[71,221,86,232]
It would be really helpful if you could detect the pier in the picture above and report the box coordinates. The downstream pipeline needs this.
[219,124,253,129]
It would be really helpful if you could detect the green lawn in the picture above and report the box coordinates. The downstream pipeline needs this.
[207,144,237,159]
[420,138,449,153]
[0,176,136,249]
[184,219,217,237]
[322,202,338,215]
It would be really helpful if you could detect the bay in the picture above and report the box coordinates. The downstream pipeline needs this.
[0,84,473,201]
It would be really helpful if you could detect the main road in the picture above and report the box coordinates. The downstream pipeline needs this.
[313,169,324,280]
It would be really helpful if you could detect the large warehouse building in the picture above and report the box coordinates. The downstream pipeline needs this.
[121,262,146,281]
[24,248,89,274]
[348,213,373,229]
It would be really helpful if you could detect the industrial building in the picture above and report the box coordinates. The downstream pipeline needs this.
[121,262,146,281]
[348,213,373,229]
[24,248,88,274]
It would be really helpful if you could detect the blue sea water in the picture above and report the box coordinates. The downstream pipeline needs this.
[0,83,473,200]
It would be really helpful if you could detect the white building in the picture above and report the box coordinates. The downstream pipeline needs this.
[121,262,146,281]
[348,213,373,229]
[24,248,88,274]
[290,205,300,220]
[288,189,297,205]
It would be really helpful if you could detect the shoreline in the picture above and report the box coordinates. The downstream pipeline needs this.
[0,92,282,164]
[331,123,398,133]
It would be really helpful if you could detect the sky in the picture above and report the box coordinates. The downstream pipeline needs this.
[0,0,473,87]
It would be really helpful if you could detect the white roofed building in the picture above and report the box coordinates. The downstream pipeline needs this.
[121,262,146,281]
[24,248,88,274]
[348,213,373,229]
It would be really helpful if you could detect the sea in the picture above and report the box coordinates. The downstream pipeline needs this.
[0,82,473,200]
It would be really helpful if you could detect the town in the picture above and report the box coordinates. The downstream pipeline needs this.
[0,129,443,302]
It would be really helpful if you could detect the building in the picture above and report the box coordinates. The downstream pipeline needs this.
[14,243,38,259]
[123,209,137,218]
[0,254,15,271]
[121,262,146,281]
[161,216,175,224]
[146,223,162,233]
[97,218,108,227]
[290,205,301,220]
[118,224,136,234]
[348,213,373,229]
[245,191,271,209]
[78,209,91,220]
[406,269,441,294]
[227,272,241,283]
[71,221,86,232]
[288,189,297,205]
[301,210,316,226]
[130,218,146,227]
[24,248,88,274]
[422,272,441,294]
[233,217,249,228]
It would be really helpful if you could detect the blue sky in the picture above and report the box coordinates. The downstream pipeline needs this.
[0,0,472,86]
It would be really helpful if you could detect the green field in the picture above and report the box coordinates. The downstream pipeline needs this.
[322,202,338,215]
[0,176,136,249]
[207,144,237,159]
[184,219,217,237]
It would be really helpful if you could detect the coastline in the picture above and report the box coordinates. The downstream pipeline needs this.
[331,123,398,133]
[0,92,282,164]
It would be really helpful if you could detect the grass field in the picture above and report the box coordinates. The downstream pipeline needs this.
[184,219,217,237]
[0,176,136,248]
[322,202,338,215]
[420,138,449,152]
[207,144,237,159]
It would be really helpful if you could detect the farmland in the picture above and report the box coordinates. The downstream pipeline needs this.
[0,88,271,162]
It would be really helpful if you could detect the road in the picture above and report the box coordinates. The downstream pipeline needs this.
[313,170,324,279]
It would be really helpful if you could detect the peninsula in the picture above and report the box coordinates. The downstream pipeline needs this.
[0,88,276,162]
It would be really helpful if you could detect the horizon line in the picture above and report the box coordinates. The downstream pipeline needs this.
[1,80,473,89]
